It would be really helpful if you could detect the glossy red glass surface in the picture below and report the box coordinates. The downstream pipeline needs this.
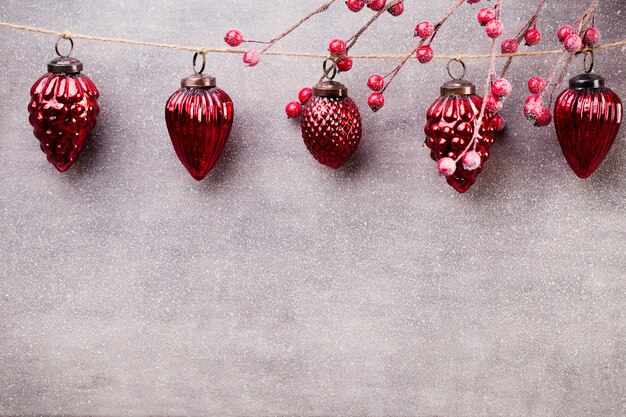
[28,72,100,172]
[165,87,234,180]
[301,95,362,169]
[424,94,494,193]
[554,85,622,178]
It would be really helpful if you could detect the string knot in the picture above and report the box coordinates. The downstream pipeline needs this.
[198,48,210,55]
[60,32,71,39]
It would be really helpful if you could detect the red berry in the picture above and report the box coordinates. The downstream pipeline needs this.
[298,87,312,104]
[564,34,582,52]
[416,45,434,63]
[486,20,504,38]
[367,92,385,112]
[336,57,353,72]
[285,101,302,118]
[346,0,365,12]
[467,0,481,4]
[491,114,506,132]
[527,77,545,94]
[437,157,457,176]
[224,29,244,47]
[525,28,542,46]
[367,74,385,92]
[243,50,259,66]
[485,94,502,113]
[328,39,347,56]
[534,109,552,127]
[367,0,386,11]
[462,151,481,171]
[524,94,544,119]
[388,1,404,16]
[501,38,519,54]
[584,27,601,46]
[557,25,574,42]
[414,21,435,39]
[477,8,496,26]
[492,78,512,97]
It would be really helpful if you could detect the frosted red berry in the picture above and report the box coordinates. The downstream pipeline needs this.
[557,25,574,42]
[524,94,544,119]
[416,45,434,63]
[477,8,496,26]
[224,29,244,47]
[492,78,512,97]
[564,34,582,52]
[367,74,385,92]
[527,76,545,94]
[525,28,542,46]
[486,20,504,38]
[415,21,435,39]
[462,151,482,171]
[367,92,385,112]
[388,1,404,16]
[285,101,302,118]
[367,0,386,11]
[584,27,601,46]
[485,94,502,113]
[346,0,365,12]
[298,87,313,104]
[243,50,259,66]
[336,57,353,72]
[437,157,457,176]
[491,114,506,132]
[535,109,552,127]
[501,38,519,54]
[328,39,347,56]
[467,0,481,4]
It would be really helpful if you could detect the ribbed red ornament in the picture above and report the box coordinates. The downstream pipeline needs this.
[28,56,99,172]
[301,81,362,169]
[424,78,494,193]
[554,73,622,178]
[165,74,234,180]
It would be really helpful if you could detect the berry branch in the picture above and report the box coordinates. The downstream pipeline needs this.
[365,0,466,112]
[523,0,601,127]
[224,0,338,66]
[321,0,405,82]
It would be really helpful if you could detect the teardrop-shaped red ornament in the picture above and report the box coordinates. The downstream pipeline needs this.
[165,73,234,180]
[28,55,100,172]
[554,72,622,178]
[424,78,495,193]
[301,81,362,169]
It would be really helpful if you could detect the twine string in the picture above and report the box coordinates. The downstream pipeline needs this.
[0,21,624,61]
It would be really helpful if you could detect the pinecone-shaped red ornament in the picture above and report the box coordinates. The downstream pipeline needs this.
[301,81,362,169]
[165,66,234,180]
[554,72,622,178]
[424,78,495,193]
[28,42,100,172]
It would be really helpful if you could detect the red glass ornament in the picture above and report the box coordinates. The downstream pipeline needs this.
[301,81,362,169]
[28,52,99,172]
[165,71,234,180]
[424,78,495,193]
[554,72,622,178]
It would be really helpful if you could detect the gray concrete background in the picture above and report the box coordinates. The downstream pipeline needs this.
[1,1,625,416]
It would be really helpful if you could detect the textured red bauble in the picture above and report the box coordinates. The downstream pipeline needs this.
[554,72,622,178]
[424,78,495,193]
[301,81,362,169]
[165,73,234,180]
[28,54,100,172]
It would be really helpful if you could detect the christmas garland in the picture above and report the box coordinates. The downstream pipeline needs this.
[3,0,625,192]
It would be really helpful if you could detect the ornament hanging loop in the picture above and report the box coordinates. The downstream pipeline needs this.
[447,58,467,80]
[583,50,594,74]
[54,36,74,58]
[193,51,207,75]
[322,59,337,81]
